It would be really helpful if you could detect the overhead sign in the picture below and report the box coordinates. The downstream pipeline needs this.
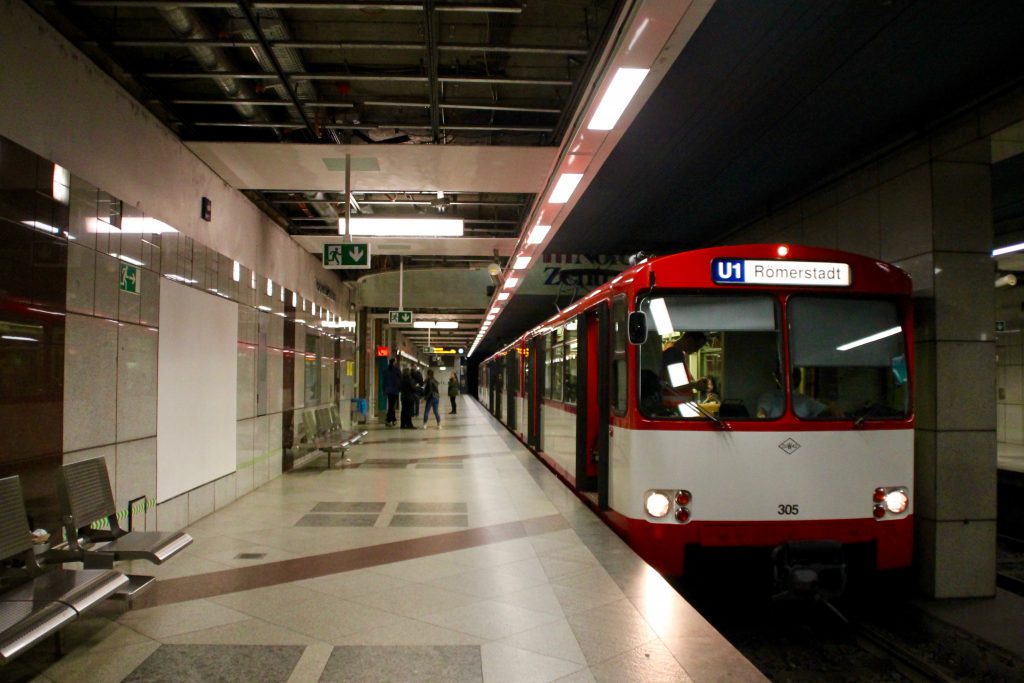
[323,242,371,269]
[712,259,850,287]
[389,310,413,325]
[119,263,140,294]
[430,347,458,354]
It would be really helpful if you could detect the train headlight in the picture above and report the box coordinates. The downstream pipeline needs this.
[884,488,909,514]
[644,490,671,518]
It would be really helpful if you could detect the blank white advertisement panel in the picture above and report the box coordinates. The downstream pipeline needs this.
[157,279,238,502]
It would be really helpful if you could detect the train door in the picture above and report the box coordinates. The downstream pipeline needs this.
[505,350,517,428]
[577,305,610,506]
[527,336,543,449]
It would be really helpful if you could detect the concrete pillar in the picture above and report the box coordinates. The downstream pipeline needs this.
[884,157,996,598]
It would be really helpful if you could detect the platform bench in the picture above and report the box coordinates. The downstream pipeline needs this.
[43,458,192,600]
[0,476,128,665]
[314,407,367,469]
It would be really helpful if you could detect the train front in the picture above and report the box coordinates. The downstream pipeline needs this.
[611,245,914,598]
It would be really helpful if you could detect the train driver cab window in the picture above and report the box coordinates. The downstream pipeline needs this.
[788,297,909,421]
[637,295,780,420]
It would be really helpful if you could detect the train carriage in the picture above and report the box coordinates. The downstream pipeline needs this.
[480,244,914,596]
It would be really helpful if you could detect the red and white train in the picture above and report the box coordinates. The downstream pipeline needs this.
[479,244,913,596]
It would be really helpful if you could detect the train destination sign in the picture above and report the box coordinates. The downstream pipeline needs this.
[712,258,850,287]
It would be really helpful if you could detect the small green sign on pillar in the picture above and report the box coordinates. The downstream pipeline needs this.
[323,242,372,269]
[119,263,140,295]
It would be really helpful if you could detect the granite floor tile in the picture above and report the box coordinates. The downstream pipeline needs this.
[122,644,305,683]
[117,599,250,640]
[480,642,585,683]
[318,645,482,683]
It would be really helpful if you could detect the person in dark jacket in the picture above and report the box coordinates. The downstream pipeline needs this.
[421,369,441,429]
[382,357,401,426]
[399,366,417,429]
[411,366,424,417]
[447,376,459,414]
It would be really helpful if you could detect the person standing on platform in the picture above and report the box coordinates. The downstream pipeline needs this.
[399,366,416,429]
[447,375,460,414]
[422,369,441,429]
[411,365,424,418]
[383,357,401,427]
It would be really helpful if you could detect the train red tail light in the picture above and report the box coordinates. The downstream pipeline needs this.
[675,490,691,506]
[872,487,886,503]
[675,507,691,523]
[873,504,886,519]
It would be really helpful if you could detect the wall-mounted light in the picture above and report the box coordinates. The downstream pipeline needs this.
[996,273,1018,288]
[527,224,551,245]
[548,173,583,204]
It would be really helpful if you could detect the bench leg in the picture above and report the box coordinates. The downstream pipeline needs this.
[53,629,64,658]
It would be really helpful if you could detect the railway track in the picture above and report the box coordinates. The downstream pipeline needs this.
[997,533,1024,598]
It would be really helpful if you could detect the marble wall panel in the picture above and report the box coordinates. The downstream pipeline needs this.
[235,418,255,498]
[879,165,932,262]
[115,437,156,529]
[237,343,257,420]
[156,493,188,532]
[94,251,119,320]
[934,431,997,521]
[66,241,96,314]
[64,313,117,451]
[254,415,271,488]
[215,473,237,510]
[266,347,283,414]
[932,252,995,343]
[932,161,993,254]
[268,417,283,479]
[188,480,216,524]
[139,268,160,327]
[935,341,996,431]
[931,520,997,598]
[117,323,158,442]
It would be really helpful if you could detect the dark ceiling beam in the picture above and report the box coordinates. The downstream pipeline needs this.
[363,100,560,114]
[233,0,318,138]
[321,123,554,133]
[144,72,567,87]
[94,38,586,56]
[423,0,441,143]
[69,1,522,11]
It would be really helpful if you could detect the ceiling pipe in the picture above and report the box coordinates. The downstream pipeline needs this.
[156,5,266,125]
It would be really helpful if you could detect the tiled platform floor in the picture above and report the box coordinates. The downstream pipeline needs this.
[5,398,765,682]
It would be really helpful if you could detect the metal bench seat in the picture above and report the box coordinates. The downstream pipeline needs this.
[312,408,367,469]
[42,458,191,599]
[0,476,128,665]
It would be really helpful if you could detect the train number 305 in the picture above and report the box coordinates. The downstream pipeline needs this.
[777,504,800,515]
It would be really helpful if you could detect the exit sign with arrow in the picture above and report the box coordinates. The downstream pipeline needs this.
[323,242,371,269]
[389,310,413,325]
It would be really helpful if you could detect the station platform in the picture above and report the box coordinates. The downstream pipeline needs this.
[5,398,765,682]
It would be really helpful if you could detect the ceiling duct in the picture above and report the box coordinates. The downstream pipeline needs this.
[157,6,267,125]
[225,7,316,105]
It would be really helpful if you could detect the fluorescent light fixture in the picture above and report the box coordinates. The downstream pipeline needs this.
[435,321,458,329]
[648,298,674,336]
[527,224,551,245]
[295,318,306,324]
[993,242,1024,257]
[52,165,70,205]
[504,277,519,289]
[588,68,650,131]
[512,256,531,270]
[414,321,435,329]
[837,326,902,351]
[490,307,501,315]
[497,292,510,301]
[21,220,60,234]
[312,303,317,316]
[667,363,688,388]
[280,287,285,302]
[338,217,464,237]
[549,173,583,204]
[233,261,241,282]
[257,305,272,312]
[121,217,176,234]
[291,292,297,307]
[166,274,197,284]
[2,335,37,342]
[111,253,144,267]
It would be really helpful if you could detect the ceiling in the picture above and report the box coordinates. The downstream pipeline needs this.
[25,0,1024,360]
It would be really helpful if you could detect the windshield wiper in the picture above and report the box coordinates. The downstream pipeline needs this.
[686,401,729,429]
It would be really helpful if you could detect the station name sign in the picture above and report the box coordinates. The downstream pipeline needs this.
[712,258,850,287]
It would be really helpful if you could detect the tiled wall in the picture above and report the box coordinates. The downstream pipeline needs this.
[997,286,1024,444]
[1,134,356,534]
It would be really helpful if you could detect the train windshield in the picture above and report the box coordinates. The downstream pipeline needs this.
[787,296,909,421]
[637,295,781,420]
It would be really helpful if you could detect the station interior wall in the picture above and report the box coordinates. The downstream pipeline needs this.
[0,134,358,536]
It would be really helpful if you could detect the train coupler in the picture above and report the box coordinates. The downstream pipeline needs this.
[772,540,846,600]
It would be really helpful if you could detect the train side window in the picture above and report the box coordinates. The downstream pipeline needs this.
[611,296,627,415]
